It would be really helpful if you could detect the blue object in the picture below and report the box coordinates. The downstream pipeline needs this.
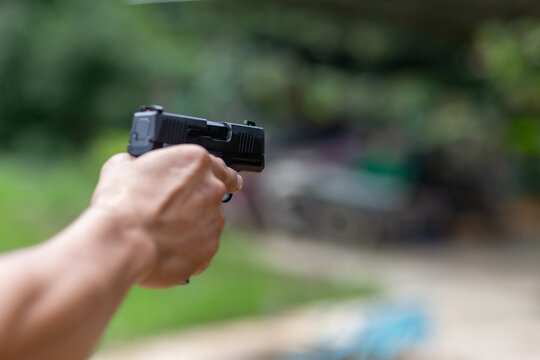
[276,302,430,360]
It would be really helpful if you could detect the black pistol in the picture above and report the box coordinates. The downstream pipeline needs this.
[127,105,265,201]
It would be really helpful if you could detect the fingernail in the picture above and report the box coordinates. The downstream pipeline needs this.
[237,174,243,190]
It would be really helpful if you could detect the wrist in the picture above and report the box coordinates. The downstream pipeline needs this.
[55,206,157,287]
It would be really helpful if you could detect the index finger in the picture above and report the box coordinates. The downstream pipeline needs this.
[209,155,243,193]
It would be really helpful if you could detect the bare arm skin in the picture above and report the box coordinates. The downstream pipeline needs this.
[0,145,242,360]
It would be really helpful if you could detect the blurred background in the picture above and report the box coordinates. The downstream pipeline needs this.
[1,0,540,359]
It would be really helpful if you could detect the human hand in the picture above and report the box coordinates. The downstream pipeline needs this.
[90,145,242,288]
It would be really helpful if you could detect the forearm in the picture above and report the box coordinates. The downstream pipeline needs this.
[0,207,153,360]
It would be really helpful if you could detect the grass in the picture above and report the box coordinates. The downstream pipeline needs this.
[0,140,376,345]
[104,232,374,345]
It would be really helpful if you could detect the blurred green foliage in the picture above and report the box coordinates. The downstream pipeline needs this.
[1,1,539,191]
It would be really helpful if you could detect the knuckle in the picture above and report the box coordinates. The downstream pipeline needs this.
[214,156,227,168]
[164,145,210,169]
[225,170,238,188]
[185,144,209,159]
[212,179,227,197]
[192,150,211,169]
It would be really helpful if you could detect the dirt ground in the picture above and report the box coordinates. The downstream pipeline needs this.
[93,234,540,360]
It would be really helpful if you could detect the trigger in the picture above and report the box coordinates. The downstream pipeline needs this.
[222,193,233,203]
